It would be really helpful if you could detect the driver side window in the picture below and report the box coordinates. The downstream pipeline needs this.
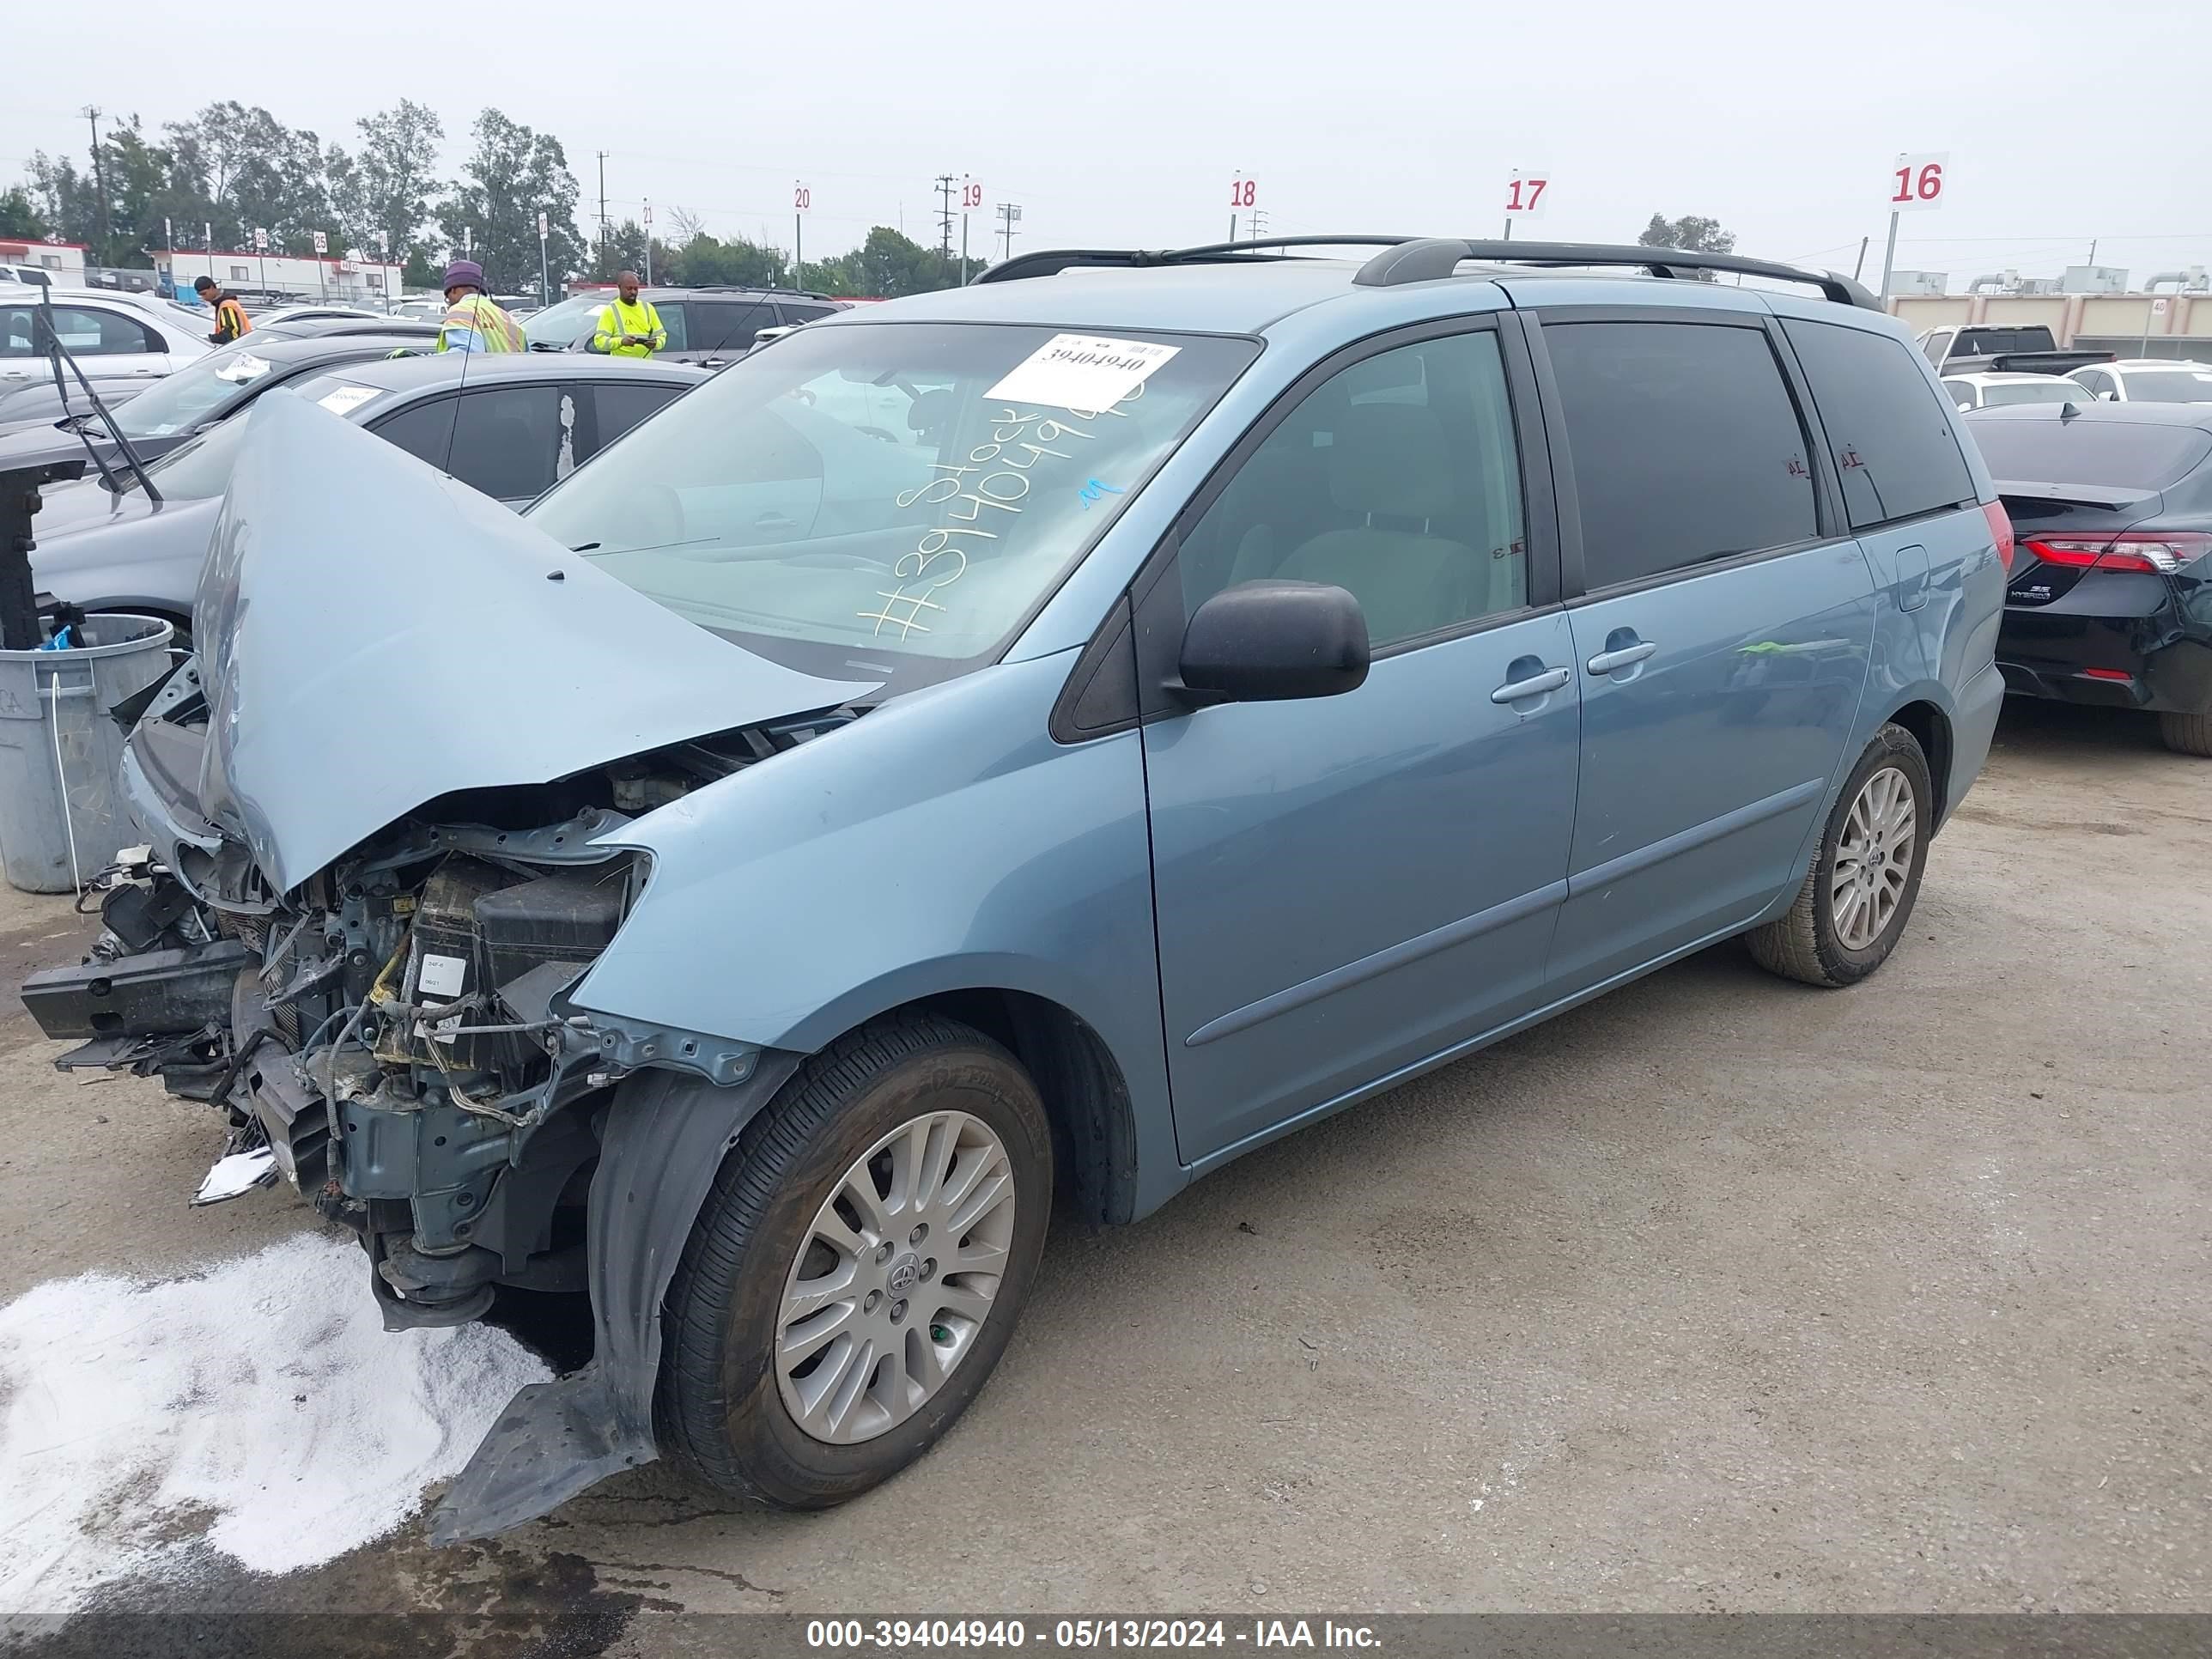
[1177,330,1526,650]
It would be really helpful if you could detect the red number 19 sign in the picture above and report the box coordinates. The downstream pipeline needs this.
[1887,152,1948,212]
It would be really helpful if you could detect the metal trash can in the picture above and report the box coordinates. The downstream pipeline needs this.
[0,615,176,894]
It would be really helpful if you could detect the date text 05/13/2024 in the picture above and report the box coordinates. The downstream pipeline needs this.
[805,1620,1383,1650]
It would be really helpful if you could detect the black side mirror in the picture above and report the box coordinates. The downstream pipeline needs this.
[1179,580,1369,703]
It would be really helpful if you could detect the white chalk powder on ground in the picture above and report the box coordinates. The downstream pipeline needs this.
[0,1231,551,1617]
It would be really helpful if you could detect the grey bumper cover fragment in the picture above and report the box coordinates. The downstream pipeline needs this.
[427,1052,803,1543]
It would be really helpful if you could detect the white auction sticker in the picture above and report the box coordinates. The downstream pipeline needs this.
[314,384,380,416]
[416,952,468,998]
[986,334,1181,412]
[215,353,272,384]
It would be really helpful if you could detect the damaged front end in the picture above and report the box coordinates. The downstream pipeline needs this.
[25,663,841,1329]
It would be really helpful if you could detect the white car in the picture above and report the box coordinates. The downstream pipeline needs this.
[2,284,213,396]
[2068,359,2212,404]
[249,303,385,330]
[1937,370,2087,411]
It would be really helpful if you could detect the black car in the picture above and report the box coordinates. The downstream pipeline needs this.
[522,285,848,367]
[1966,401,2212,756]
[0,331,436,472]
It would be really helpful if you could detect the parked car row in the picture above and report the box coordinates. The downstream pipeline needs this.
[26,352,700,647]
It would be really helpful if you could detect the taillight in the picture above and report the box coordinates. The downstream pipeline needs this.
[2021,532,2212,576]
[1983,501,2015,572]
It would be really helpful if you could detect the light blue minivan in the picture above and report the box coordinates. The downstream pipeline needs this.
[26,237,2010,1539]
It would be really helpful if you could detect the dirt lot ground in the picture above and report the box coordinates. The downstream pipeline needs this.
[2,697,2207,1650]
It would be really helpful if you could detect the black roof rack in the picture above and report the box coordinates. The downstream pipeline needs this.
[976,236,1878,309]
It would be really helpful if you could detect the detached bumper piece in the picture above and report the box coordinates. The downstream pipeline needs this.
[26,941,252,1098]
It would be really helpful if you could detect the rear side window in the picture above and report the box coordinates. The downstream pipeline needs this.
[585,381,685,459]
[1543,319,1818,589]
[691,302,774,353]
[1784,319,1978,529]
[1965,417,2212,492]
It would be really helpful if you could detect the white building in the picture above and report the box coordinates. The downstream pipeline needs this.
[0,237,90,284]
[156,246,406,307]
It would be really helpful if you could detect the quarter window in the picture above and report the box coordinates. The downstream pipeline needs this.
[1543,319,1819,588]
[1781,319,1979,530]
[690,302,773,354]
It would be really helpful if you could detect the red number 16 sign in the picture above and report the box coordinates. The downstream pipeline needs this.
[1888,152,1948,212]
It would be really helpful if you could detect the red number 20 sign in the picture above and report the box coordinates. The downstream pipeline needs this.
[1887,152,1948,213]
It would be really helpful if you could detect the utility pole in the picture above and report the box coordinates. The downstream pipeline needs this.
[998,202,1022,263]
[642,198,653,285]
[934,174,956,260]
[82,106,110,262]
[596,150,611,277]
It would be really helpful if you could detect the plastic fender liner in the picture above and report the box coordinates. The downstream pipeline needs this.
[427,1053,803,1544]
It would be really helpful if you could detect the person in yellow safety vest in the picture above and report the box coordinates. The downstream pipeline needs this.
[193,276,251,344]
[592,270,667,358]
[433,258,526,355]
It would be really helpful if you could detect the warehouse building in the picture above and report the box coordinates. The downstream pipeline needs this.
[1890,267,2212,361]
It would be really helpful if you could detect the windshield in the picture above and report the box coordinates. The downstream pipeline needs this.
[524,293,601,349]
[112,343,280,438]
[529,320,1260,689]
[2119,369,2212,404]
[1983,380,2082,407]
[1968,417,2212,491]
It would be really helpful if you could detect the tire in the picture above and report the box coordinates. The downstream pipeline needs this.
[656,1013,1053,1510]
[1747,722,1934,988]
[2159,710,2212,757]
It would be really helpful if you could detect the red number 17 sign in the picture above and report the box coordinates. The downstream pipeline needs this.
[1504,172,1550,217]
[1888,152,1948,212]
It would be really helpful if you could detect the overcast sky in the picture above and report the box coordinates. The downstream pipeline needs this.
[8,0,2208,288]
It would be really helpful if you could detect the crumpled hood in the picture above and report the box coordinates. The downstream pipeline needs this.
[191,391,877,893]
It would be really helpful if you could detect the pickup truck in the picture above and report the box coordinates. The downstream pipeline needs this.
[1917,324,2114,377]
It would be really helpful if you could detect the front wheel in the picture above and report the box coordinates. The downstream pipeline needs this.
[1747,723,1933,988]
[656,1014,1052,1509]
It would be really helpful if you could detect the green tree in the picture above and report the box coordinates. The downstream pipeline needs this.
[0,186,44,239]
[403,248,440,291]
[1638,212,1735,277]
[97,115,195,264]
[24,152,94,247]
[437,108,584,294]
[813,227,960,298]
[327,100,444,274]
[670,232,787,289]
[163,102,329,255]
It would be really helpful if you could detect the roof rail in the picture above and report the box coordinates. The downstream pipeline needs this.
[975,235,1877,309]
[1354,239,1877,307]
[975,237,1415,285]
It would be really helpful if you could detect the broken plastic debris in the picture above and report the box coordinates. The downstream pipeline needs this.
[192,1146,277,1206]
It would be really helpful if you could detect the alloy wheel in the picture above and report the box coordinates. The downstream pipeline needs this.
[1832,764,1917,951]
[775,1110,1018,1444]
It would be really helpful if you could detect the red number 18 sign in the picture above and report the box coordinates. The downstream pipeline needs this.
[1888,152,1948,212]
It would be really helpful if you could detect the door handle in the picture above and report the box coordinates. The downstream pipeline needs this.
[1586,641,1657,675]
[1490,665,1571,704]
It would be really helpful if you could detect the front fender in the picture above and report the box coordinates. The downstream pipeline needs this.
[570,647,1176,1187]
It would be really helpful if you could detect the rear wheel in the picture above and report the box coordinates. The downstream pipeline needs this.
[2158,710,2212,757]
[657,1014,1052,1509]
[1747,723,1933,988]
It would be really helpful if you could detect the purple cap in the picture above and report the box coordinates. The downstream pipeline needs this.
[441,258,485,292]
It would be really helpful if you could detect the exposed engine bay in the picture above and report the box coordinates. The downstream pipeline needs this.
[23,659,856,1334]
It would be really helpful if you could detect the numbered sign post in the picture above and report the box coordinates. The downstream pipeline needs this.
[1229,173,1257,241]
[537,211,550,310]
[794,182,811,291]
[1502,170,1550,240]
[1878,151,1948,301]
